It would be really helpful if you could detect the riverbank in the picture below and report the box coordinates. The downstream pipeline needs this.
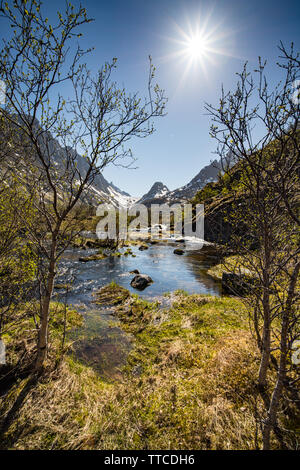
[1,285,269,450]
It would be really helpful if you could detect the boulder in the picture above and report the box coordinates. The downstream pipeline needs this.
[138,245,149,251]
[130,274,153,290]
[79,253,107,262]
[130,269,140,274]
[173,249,184,255]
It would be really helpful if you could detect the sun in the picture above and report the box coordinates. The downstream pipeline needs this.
[160,11,237,90]
[186,34,209,60]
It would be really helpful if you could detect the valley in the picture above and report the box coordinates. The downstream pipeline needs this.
[0,0,299,452]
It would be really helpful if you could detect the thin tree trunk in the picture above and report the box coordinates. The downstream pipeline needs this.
[258,311,271,392]
[35,236,57,371]
[60,287,69,359]
[258,229,272,404]
[262,261,300,450]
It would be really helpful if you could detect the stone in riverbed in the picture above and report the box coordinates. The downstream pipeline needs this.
[54,283,71,290]
[79,253,107,262]
[173,249,184,255]
[79,256,91,262]
[130,274,153,290]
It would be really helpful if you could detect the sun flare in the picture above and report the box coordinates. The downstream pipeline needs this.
[186,34,209,60]
[161,11,237,92]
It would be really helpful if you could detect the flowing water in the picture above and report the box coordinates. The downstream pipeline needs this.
[54,240,221,379]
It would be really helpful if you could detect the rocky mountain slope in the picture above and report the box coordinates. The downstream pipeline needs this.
[40,131,136,208]
[137,181,170,205]
[1,116,231,210]
[136,159,222,206]
[1,117,136,209]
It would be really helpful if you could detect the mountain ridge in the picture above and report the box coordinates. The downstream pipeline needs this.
[135,159,223,207]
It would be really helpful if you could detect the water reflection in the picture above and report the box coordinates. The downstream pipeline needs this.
[55,242,221,378]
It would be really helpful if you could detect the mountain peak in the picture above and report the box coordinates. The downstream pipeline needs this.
[137,181,169,205]
[134,159,226,207]
[150,181,169,191]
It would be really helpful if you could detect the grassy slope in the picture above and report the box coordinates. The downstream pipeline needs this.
[1,286,267,450]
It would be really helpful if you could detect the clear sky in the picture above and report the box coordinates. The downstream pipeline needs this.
[2,0,300,196]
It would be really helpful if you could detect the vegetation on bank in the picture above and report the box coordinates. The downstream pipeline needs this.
[0,0,298,451]
[189,46,300,448]
[206,255,254,281]
[0,285,270,450]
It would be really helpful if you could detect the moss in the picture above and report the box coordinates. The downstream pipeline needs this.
[54,283,72,290]
[1,287,297,450]
[110,251,122,258]
[93,281,130,306]
[79,252,108,262]
[207,255,255,281]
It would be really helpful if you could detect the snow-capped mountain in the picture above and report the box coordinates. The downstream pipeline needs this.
[135,160,222,207]
[106,184,138,208]
[30,121,136,208]
[166,159,222,202]
[83,179,137,208]
[2,115,230,210]
[136,182,170,205]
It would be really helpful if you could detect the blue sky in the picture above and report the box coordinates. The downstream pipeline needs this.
[2,0,300,196]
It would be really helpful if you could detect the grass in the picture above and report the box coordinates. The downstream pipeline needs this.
[0,286,273,450]
[207,255,256,281]
[93,281,131,306]
[0,301,83,368]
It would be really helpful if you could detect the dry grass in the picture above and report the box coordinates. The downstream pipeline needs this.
[0,291,289,450]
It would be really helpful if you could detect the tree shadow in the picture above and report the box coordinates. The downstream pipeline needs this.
[0,359,38,449]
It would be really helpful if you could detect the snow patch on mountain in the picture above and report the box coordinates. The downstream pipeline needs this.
[107,185,138,208]
[134,160,223,207]
[31,122,136,208]
[136,182,170,205]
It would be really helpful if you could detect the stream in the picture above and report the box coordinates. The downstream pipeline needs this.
[54,240,221,379]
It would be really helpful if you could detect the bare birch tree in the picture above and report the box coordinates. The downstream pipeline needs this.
[205,43,300,449]
[0,0,167,371]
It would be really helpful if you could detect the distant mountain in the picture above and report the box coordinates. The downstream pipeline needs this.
[1,115,231,210]
[166,159,222,202]
[136,182,170,205]
[135,160,222,207]
[2,117,136,208]
[37,131,136,207]
[105,183,138,208]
